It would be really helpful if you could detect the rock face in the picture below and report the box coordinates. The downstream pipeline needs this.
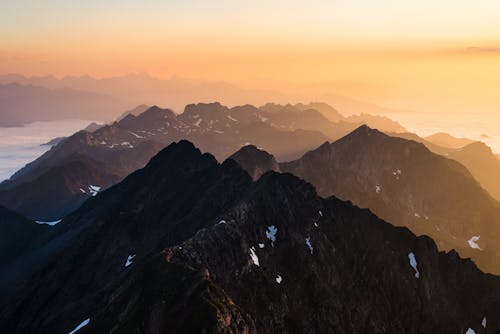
[228,145,280,180]
[2,140,500,334]
[281,125,500,274]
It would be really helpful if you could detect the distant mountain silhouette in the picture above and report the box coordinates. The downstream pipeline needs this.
[2,140,500,333]
[392,132,500,202]
[446,142,500,201]
[0,83,126,125]
[346,113,407,133]
[425,132,476,149]
[260,102,407,134]
[115,104,150,121]
[0,73,407,116]
[280,125,500,274]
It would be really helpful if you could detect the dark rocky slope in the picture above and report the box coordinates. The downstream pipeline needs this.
[1,141,500,333]
[0,154,122,220]
[281,125,500,274]
[228,144,280,180]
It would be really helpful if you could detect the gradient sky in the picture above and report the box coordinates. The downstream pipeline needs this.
[1,0,500,116]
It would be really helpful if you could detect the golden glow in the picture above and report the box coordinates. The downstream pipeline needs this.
[2,1,500,117]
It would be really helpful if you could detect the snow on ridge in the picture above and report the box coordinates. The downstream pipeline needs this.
[125,254,136,267]
[408,252,420,279]
[249,247,260,266]
[128,131,144,139]
[35,219,62,226]
[68,318,90,334]
[88,185,101,197]
[266,225,278,246]
[468,236,482,250]
[305,237,313,254]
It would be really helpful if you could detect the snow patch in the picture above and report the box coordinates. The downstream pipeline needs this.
[275,275,282,284]
[266,225,278,246]
[68,318,90,334]
[35,219,62,226]
[194,118,202,127]
[408,252,420,279]
[466,328,475,334]
[375,185,382,193]
[305,237,313,254]
[227,115,238,122]
[482,317,487,328]
[125,254,136,267]
[88,185,101,196]
[319,210,323,217]
[468,236,482,250]
[128,131,144,138]
[217,220,226,225]
[414,213,421,218]
[249,247,259,266]
[121,141,134,148]
[258,243,265,249]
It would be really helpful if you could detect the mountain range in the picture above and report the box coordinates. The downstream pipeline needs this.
[1,140,499,333]
[0,73,408,125]
[0,83,125,126]
[0,102,405,221]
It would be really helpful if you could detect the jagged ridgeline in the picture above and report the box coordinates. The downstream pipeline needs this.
[0,102,402,221]
[1,140,500,333]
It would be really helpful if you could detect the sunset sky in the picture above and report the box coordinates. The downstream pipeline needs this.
[2,0,500,116]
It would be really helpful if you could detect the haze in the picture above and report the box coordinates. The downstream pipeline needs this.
[2,0,500,117]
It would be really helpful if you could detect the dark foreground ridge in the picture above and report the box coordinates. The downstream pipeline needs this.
[1,140,499,333]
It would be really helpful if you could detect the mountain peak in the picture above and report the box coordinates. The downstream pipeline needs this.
[227,145,279,180]
[146,140,217,175]
[184,102,228,115]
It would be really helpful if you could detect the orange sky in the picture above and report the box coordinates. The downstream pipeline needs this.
[1,0,500,117]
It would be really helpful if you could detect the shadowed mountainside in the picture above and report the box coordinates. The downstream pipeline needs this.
[1,140,499,333]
